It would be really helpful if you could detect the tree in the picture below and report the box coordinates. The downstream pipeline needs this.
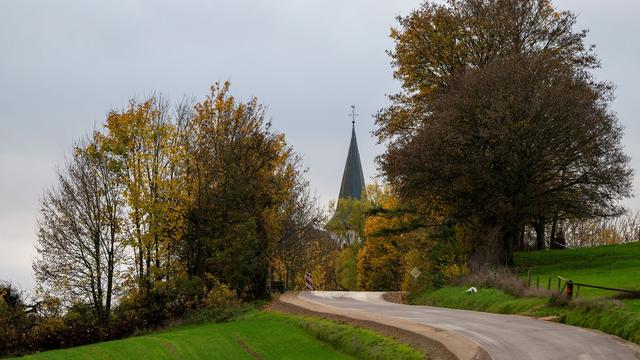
[325,198,367,246]
[381,53,632,265]
[182,81,298,299]
[376,0,596,144]
[357,187,405,291]
[270,160,325,291]
[97,96,188,293]
[0,281,33,356]
[34,139,126,326]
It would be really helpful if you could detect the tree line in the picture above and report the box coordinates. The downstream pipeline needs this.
[1,82,329,356]
[321,0,634,292]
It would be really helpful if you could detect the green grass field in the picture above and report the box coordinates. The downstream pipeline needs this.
[16,311,424,360]
[515,242,640,310]
[515,242,640,297]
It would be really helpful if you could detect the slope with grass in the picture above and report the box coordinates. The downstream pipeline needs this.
[16,311,423,360]
[515,242,640,298]
[410,242,640,344]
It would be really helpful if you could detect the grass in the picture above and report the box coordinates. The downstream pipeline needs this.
[283,312,424,360]
[410,286,547,315]
[515,242,640,298]
[410,242,640,344]
[15,311,424,360]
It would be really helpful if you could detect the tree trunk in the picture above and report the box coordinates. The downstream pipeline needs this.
[549,214,559,249]
[500,227,517,266]
[533,218,546,250]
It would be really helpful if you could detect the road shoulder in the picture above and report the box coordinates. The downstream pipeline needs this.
[272,293,491,360]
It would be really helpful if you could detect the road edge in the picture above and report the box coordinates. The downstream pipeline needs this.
[272,292,492,360]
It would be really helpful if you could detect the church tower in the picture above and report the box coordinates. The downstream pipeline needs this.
[338,105,366,201]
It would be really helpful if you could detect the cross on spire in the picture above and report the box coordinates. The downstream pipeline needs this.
[349,105,359,127]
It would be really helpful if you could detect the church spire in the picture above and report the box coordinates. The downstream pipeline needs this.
[338,105,366,200]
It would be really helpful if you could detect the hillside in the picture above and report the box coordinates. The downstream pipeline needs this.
[15,311,423,360]
[515,242,640,298]
[410,242,640,343]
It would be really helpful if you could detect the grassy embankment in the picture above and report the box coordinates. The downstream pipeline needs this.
[410,242,640,343]
[16,311,424,360]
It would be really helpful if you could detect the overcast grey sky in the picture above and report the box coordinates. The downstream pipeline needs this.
[1,0,638,290]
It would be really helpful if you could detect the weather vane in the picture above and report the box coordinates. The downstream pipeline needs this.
[349,105,359,127]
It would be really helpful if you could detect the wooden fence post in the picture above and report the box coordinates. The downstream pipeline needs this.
[547,277,551,290]
[528,271,532,287]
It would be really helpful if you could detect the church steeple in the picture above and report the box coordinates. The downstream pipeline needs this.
[338,105,366,200]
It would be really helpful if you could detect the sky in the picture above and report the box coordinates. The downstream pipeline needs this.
[1,0,639,291]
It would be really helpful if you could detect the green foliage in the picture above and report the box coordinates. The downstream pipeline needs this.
[336,246,359,290]
[402,223,466,292]
[326,197,368,246]
[357,235,404,291]
[0,282,33,356]
[203,274,240,309]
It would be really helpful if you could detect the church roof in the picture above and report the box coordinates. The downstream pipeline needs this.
[338,123,366,200]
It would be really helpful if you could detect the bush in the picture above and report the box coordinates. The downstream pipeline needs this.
[204,275,239,309]
[0,275,246,357]
[452,268,551,298]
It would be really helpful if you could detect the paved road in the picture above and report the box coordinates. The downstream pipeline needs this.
[294,291,639,360]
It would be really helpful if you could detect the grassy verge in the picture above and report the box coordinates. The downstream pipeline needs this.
[274,311,424,360]
[15,311,424,360]
[515,242,640,298]
[410,286,547,315]
[410,242,640,343]
[411,285,640,344]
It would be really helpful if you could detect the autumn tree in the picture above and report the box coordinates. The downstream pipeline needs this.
[97,97,188,293]
[270,160,325,291]
[377,0,633,264]
[357,186,405,291]
[34,139,126,326]
[182,81,298,299]
[377,0,597,144]
[381,53,632,265]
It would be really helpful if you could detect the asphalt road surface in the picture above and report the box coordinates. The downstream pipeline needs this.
[292,291,639,360]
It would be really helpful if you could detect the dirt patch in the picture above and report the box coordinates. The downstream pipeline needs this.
[236,336,265,360]
[162,340,178,359]
[270,299,458,360]
[382,291,409,304]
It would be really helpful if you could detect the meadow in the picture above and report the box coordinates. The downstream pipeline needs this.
[16,311,424,360]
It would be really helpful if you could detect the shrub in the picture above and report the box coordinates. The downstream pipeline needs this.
[453,268,552,298]
[204,274,240,309]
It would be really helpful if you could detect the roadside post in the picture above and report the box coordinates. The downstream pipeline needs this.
[566,280,574,298]
[304,272,314,291]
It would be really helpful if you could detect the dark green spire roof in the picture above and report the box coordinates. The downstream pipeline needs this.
[338,123,366,200]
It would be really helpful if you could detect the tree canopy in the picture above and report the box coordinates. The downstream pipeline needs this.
[378,0,633,265]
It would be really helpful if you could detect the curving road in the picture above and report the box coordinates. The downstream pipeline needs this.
[281,291,640,360]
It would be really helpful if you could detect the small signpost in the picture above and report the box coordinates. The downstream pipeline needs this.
[410,267,421,279]
[304,272,314,291]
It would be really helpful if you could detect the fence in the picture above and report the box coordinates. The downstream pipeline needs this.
[526,270,640,299]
